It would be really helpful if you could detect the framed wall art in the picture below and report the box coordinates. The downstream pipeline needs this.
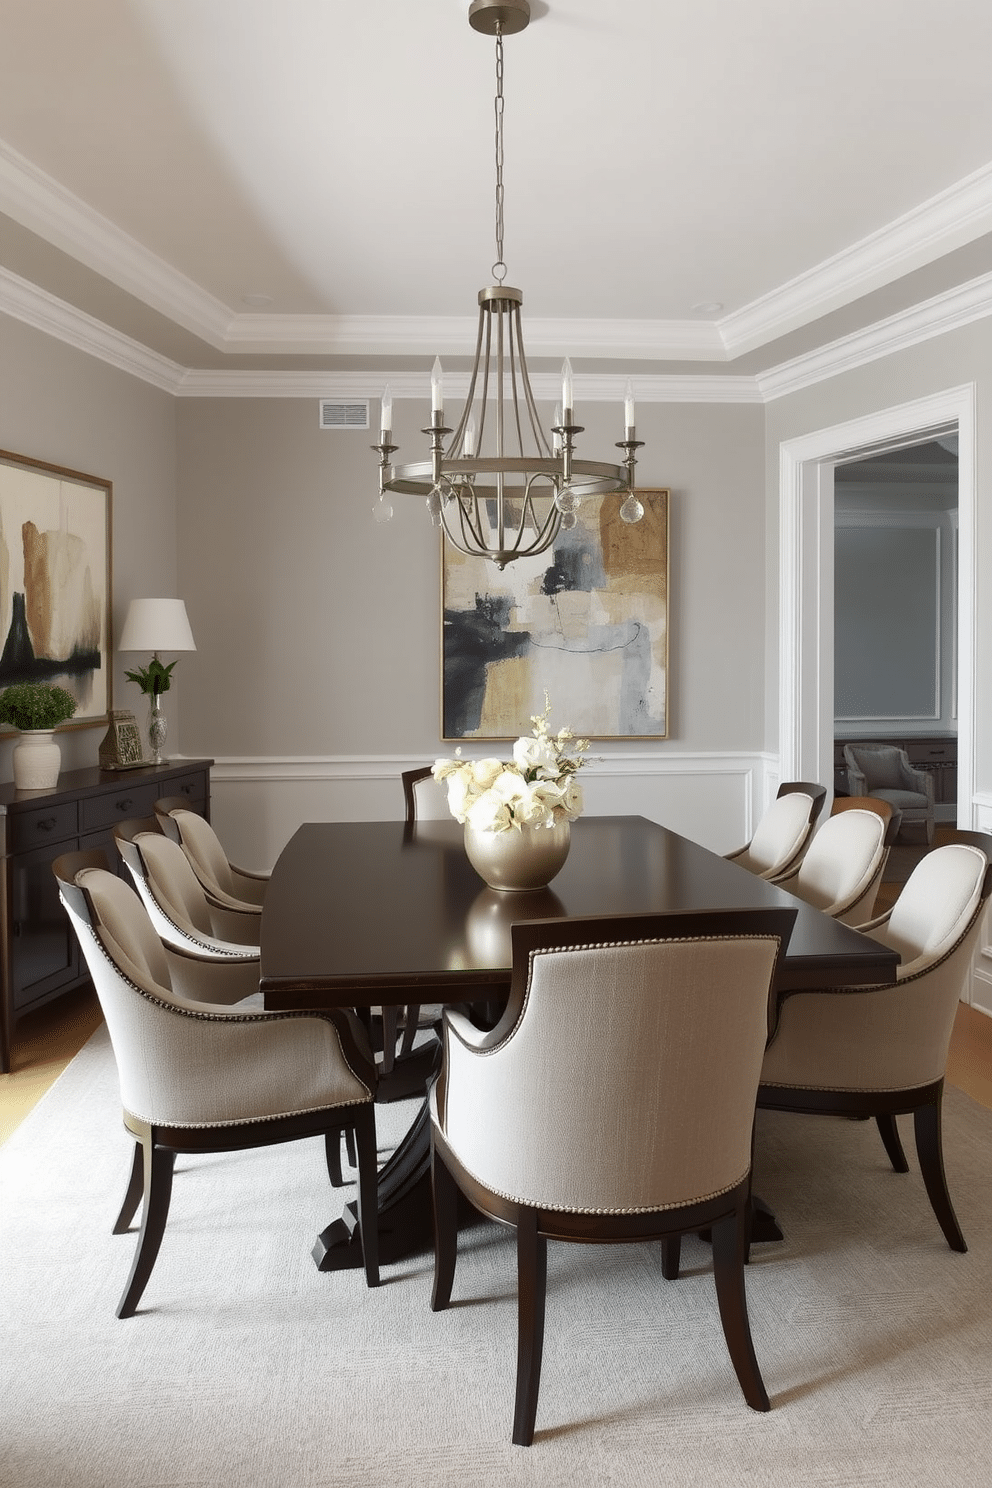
[442,488,669,740]
[0,449,112,733]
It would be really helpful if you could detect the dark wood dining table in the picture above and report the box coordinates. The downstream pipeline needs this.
[260,814,900,1270]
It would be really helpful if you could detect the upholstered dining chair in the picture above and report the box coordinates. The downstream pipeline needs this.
[773,806,889,925]
[154,797,268,913]
[759,833,992,1252]
[53,850,380,1316]
[114,819,261,990]
[724,781,827,882]
[430,905,798,1445]
[842,743,935,844]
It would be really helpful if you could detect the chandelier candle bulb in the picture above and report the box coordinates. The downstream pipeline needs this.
[624,379,636,437]
[561,358,574,421]
[380,385,393,438]
[464,415,477,457]
[552,404,562,454]
[431,357,444,414]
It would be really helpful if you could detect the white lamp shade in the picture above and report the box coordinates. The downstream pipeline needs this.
[119,598,196,653]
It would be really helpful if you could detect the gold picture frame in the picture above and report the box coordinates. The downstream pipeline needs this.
[0,449,113,734]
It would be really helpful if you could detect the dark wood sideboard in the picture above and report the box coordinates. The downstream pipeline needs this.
[0,757,212,1072]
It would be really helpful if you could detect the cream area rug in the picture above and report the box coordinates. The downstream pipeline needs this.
[2,1023,991,1488]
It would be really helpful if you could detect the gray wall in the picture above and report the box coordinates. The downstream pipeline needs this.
[174,396,767,762]
[0,314,179,777]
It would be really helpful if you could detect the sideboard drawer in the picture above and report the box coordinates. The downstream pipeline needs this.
[79,782,160,832]
[164,770,208,810]
[9,801,79,853]
[905,741,955,764]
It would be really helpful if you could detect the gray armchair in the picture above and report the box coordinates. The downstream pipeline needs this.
[843,743,935,844]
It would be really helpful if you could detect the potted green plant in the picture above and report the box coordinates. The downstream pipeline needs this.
[0,682,78,790]
[124,658,178,765]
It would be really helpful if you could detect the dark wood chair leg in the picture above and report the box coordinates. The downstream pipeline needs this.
[380,1007,398,1075]
[352,1107,380,1287]
[112,1140,145,1234]
[399,1004,421,1059]
[430,1144,459,1312]
[661,1235,681,1280]
[325,1129,345,1187]
[710,1205,769,1412]
[116,1139,176,1319]
[875,1112,909,1173]
[513,1209,548,1447]
[913,1096,967,1253]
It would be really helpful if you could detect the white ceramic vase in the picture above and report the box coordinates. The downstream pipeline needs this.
[464,818,571,892]
[12,730,61,790]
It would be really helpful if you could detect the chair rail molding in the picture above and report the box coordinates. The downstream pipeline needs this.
[778,383,977,827]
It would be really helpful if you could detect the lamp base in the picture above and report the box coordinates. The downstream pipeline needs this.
[148,696,167,766]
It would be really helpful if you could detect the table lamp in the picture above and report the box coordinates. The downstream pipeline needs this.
[119,598,196,764]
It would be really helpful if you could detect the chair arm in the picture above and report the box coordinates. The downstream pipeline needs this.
[899,759,934,800]
[846,761,868,795]
[206,900,263,943]
[164,945,260,1006]
[444,1007,495,1051]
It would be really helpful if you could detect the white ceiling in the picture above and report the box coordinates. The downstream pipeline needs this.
[1,0,992,384]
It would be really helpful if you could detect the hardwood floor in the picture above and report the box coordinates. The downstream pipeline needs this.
[0,985,103,1144]
[2,975,990,1145]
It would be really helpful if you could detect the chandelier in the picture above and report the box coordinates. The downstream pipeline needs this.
[371,0,645,570]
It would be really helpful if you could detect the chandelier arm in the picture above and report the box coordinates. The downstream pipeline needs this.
[512,302,552,458]
[449,306,488,456]
[507,308,526,458]
[474,308,494,455]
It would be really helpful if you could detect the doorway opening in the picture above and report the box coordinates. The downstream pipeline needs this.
[777,384,976,826]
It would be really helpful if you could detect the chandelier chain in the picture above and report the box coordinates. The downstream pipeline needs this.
[493,24,506,284]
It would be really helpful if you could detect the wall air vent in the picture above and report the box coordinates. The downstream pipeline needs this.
[319,400,369,430]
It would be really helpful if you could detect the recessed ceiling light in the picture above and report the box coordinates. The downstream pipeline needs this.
[691,301,724,315]
[241,292,273,308]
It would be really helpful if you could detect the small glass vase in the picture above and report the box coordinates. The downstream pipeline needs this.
[148,694,167,765]
[463,818,571,892]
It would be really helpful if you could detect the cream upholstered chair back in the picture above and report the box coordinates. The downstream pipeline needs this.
[763,842,991,1096]
[786,807,887,923]
[435,911,794,1215]
[154,800,268,909]
[725,788,822,880]
[870,842,986,972]
[120,825,259,953]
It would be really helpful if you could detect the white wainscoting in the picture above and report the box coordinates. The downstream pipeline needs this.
[208,751,782,874]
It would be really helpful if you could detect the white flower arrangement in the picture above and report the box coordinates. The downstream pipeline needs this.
[433,697,590,834]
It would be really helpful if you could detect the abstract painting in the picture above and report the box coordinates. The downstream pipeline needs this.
[442,489,669,740]
[0,450,112,731]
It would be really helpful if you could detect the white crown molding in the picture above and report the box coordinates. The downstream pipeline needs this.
[5,134,992,363]
[720,160,992,355]
[176,367,761,402]
[3,247,992,409]
[0,264,186,393]
[222,312,726,360]
[757,271,992,401]
[0,139,234,346]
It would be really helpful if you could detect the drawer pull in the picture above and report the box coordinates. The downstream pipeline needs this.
[36,817,58,833]
[181,783,194,797]
[115,797,134,813]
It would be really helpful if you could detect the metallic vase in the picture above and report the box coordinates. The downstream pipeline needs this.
[464,818,571,892]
